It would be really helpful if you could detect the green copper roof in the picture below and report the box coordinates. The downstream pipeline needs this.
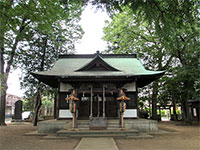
[32,53,164,88]
[33,57,163,76]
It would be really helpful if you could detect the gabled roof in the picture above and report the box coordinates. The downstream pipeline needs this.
[31,52,165,88]
[76,54,120,71]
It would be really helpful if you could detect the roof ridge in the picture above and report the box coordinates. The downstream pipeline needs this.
[59,53,137,59]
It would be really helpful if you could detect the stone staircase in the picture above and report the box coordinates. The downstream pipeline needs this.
[77,119,120,130]
[107,119,120,130]
[77,120,90,130]
[56,119,141,138]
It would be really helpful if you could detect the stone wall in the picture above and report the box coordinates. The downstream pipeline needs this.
[38,119,158,133]
[124,119,158,132]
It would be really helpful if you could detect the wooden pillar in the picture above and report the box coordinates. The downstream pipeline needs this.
[119,110,121,127]
[121,112,124,128]
[97,94,100,117]
[90,85,93,119]
[72,101,75,128]
[57,80,61,119]
[56,92,60,119]
[103,84,106,118]
[54,93,57,119]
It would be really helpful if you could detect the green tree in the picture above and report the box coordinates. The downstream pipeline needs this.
[103,7,173,120]
[17,2,83,126]
[103,1,199,122]
[0,0,83,125]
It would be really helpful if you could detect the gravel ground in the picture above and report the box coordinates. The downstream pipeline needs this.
[0,122,80,150]
[0,121,199,150]
[116,121,200,150]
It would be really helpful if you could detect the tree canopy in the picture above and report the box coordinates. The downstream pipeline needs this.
[0,0,84,125]
[103,1,200,121]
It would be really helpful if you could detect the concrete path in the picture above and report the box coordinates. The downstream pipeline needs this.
[74,138,119,150]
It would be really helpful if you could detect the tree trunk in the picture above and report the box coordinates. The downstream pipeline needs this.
[33,38,47,126]
[182,80,192,124]
[0,52,5,125]
[0,92,7,126]
[182,101,192,124]
[33,88,42,126]
[0,14,27,125]
[0,18,6,126]
[152,82,158,120]
[54,93,57,119]
[172,100,177,121]
[0,68,9,125]
[0,37,19,125]
[182,102,187,122]
[0,62,9,126]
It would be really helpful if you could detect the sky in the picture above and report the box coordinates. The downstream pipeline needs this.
[7,5,109,97]
[75,5,109,54]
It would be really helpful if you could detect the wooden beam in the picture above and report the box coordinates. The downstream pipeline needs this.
[103,84,106,118]
[90,85,93,119]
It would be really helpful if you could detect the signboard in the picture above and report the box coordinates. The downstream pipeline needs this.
[59,109,72,118]
[60,82,72,92]
[124,109,137,118]
[123,82,136,92]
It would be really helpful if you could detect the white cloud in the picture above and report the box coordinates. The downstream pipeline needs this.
[75,5,110,54]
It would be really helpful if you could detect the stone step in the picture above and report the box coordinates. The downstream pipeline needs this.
[77,124,90,127]
[77,119,121,130]
[107,120,119,122]
[77,120,90,125]
[69,134,126,138]
[77,119,127,130]
[107,127,120,130]
[77,124,90,130]
[107,123,119,126]
[107,122,120,127]
[78,128,90,130]
[57,129,139,138]
[107,124,119,129]
[107,122,119,125]
[78,123,120,126]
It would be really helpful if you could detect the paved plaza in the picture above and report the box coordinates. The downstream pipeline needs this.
[75,138,118,150]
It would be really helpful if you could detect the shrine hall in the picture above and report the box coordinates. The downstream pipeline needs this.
[32,51,164,133]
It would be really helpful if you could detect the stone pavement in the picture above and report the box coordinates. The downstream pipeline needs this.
[74,138,119,150]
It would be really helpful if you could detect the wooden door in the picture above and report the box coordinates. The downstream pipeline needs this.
[78,97,89,118]
[106,96,118,118]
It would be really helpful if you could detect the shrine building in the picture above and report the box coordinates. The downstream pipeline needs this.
[32,51,164,121]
